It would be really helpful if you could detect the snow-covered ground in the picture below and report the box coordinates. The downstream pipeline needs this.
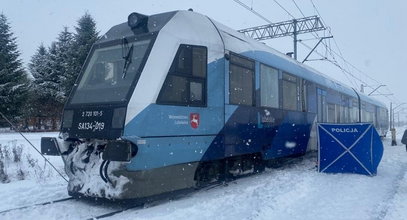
[0,129,406,220]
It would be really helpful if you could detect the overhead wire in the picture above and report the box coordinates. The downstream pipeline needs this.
[291,0,375,92]
[232,0,273,24]
[234,0,397,103]
[299,41,360,89]
[308,0,397,102]
[283,0,396,102]
[272,0,295,19]
[270,0,360,88]
[291,0,360,88]
[234,0,360,89]
[291,0,306,18]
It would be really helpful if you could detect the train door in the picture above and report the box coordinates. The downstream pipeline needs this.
[224,52,256,157]
[317,88,327,122]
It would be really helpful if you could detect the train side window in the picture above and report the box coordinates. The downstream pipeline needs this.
[327,103,336,123]
[317,88,327,122]
[260,64,279,108]
[300,79,307,112]
[340,95,350,123]
[229,53,255,106]
[157,45,207,106]
[351,99,359,122]
[282,73,298,111]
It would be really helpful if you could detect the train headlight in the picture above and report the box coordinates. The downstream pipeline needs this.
[62,110,74,128]
[127,12,148,29]
[112,107,126,129]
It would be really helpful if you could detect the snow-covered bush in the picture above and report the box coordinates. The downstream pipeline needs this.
[0,140,53,183]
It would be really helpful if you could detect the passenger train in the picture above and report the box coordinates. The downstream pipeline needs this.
[41,10,389,200]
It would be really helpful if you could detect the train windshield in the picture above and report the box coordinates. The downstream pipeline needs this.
[70,39,151,104]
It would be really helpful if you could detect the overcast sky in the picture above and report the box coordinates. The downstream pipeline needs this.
[2,0,407,114]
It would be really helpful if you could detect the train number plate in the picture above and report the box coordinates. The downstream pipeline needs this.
[78,121,105,131]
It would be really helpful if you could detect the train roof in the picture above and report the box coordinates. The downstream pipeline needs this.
[209,16,386,108]
[99,10,386,109]
[98,11,177,43]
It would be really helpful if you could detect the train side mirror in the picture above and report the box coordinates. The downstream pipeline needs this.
[41,137,60,156]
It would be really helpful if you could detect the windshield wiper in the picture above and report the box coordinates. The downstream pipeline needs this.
[122,44,134,79]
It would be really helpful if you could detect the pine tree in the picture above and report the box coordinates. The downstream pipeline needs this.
[41,42,64,102]
[30,27,74,102]
[50,26,74,102]
[28,27,74,130]
[67,13,99,96]
[28,44,48,85]
[25,44,49,129]
[0,14,29,125]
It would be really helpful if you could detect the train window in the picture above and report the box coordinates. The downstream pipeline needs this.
[335,104,341,122]
[317,88,327,122]
[282,73,298,111]
[307,82,317,113]
[192,47,207,78]
[230,54,255,69]
[362,102,367,122]
[157,45,207,106]
[229,54,254,106]
[340,95,350,123]
[300,79,307,112]
[70,39,151,104]
[260,64,279,108]
[327,103,336,123]
[351,99,359,122]
[158,75,188,104]
[190,81,203,102]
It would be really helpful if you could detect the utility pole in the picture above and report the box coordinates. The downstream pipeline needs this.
[293,19,297,60]
[390,102,392,129]
[391,102,406,146]
[238,16,326,60]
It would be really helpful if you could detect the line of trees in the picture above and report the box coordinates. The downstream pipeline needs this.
[0,13,99,130]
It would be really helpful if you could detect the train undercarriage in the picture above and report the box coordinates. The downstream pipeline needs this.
[49,139,305,200]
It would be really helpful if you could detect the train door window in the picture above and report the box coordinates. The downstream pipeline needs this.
[351,99,359,122]
[340,95,350,123]
[307,82,317,113]
[300,79,307,112]
[374,106,378,126]
[361,102,367,122]
[317,88,327,122]
[341,105,350,123]
[335,104,341,122]
[282,73,298,111]
[260,64,279,108]
[229,53,255,106]
[157,44,207,106]
[339,105,345,123]
[327,103,336,123]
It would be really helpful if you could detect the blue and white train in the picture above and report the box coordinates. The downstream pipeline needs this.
[41,10,389,199]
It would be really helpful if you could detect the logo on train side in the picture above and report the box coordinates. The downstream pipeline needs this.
[190,113,200,129]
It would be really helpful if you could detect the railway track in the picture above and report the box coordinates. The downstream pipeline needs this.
[0,197,74,215]
[0,154,312,219]
[0,195,131,220]
[0,181,227,220]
